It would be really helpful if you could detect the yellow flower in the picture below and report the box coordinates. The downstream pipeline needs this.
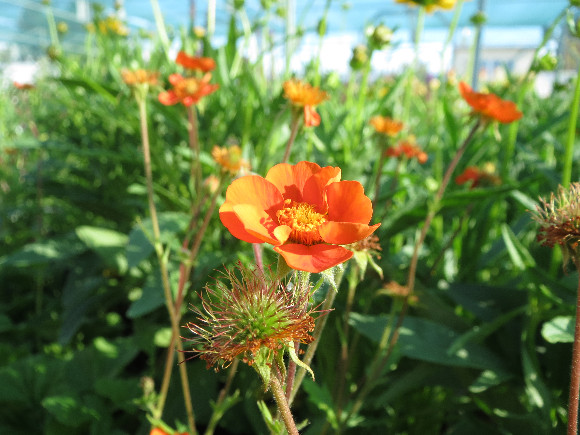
[395,0,457,13]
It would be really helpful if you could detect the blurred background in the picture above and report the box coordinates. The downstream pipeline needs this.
[0,0,575,95]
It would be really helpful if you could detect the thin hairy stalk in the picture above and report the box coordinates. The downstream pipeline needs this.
[289,268,345,406]
[379,159,402,223]
[253,243,264,272]
[371,149,387,209]
[568,256,580,435]
[187,106,203,193]
[204,359,240,435]
[138,98,196,433]
[271,374,299,435]
[283,111,301,163]
[563,65,580,188]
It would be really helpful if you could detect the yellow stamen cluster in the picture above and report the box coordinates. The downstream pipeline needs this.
[276,199,327,245]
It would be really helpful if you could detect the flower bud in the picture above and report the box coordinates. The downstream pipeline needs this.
[470,11,487,26]
[369,24,393,50]
[350,44,369,70]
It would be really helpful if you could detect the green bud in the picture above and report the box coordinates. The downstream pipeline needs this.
[534,53,558,72]
[317,17,327,37]
[470,11,487,26]
[260,0,273,9]
[234,0,245,10]
[276,6,287,18]
[570,0,580,7]
[350,44,369,70]
[370,24,393,50]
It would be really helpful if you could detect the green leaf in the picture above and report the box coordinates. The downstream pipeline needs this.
[75,226,129,272]
[541,316,574,343]
[349,313,506,371]
[302,379,338,430]
[0,235,84,268]
[469,369,513,393]
[41,394,99,427]
[126,269,165,318]
[500,223,535,270]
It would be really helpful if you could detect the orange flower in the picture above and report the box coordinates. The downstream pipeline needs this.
[121,69,159,86]
[219,161,380,273]
[369,116,403,136]
[212,145,250,174]
[150,428,188,435]
[455,164,501,188]
[395,0,456,13]
[13,81,34,90]
[459,81,522,123]
[283,79,329,127]
[158,73,218,107]
[175,51,216,73]
[385,137,428,164]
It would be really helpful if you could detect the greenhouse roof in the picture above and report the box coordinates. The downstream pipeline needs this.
[0,0,571,53]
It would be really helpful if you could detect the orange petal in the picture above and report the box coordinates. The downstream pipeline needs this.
[274,244,353,273]
[232,204,282,245]
[319,222,381,245]
[168,73,184,85]
[224,175,284,213]
[158,90,179,106]
[326,180,374,224]
[219,203,265,244]
[303,105,320,127]
[302,166,342,212]
[266,161,322,203]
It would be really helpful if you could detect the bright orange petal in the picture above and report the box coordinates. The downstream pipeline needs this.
[219,203,265,244]
[274,244,353,273]
[158,90,179,105]
[302,166,342,212]
[326,180,373,224]
[232,204,283,245]
[265,161,322,203]
[224,175,283,213]
[169,73,184,85]
[303,105,320,127]
[319,222,381,245]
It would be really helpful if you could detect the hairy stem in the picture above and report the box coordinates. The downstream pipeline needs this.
[270,374,299,435]
[568,256,580,435]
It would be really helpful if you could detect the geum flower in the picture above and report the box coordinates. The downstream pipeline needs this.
[121,69,159,86]
[455,165,501,188]
[459,81,522,124]
[212,145,250,175]
[369,115,404,137]
[385,138,428,164]
[219,161,380,273]
[395,0,456,13]
[158,73,218,107]
[175,50,216,73]
[283,79,329,127]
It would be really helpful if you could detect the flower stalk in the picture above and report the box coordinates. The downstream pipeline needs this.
[569,256,580,435]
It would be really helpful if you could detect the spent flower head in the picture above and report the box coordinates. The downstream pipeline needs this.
[186,262,319,375]
[531,183,580,268]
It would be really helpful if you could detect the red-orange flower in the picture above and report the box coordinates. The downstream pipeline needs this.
[219,161,380,273]
[385,137,428,164]
[150,428,188,435]
[158,73,218,107]
[175,51,216,73]
[455,165,501,188]
[13,81,34,90]
[283,79,329,127]
[370,116,403,136]
[459,81,522,123]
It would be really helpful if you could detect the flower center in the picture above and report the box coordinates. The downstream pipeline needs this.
[175,78,201,97]
[276,199,327,245]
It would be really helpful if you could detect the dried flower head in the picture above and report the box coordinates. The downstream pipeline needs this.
[211,145,250,175]
[531,183,580,268]
[186,262,319,371]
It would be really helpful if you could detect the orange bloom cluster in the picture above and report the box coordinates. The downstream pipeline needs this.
[121,69,159,86]
[455,165,501,188]
[283,79,329,127]
[175,51,216,73]
[369,116,404,137]
[158,73,218,107]
[459,81,522,124]
[385,138,428,164]
[13,81,34,90]
[211,145,250,174]
[219,161,380,273]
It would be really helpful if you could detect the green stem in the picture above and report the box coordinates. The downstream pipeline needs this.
[439,0,463,78]
[150,0,171,59]
[402,6,425,124]
[270,374,299,435]
[138,97,197,434]
[44,3,60,50]
[283,111,301,163]
[563,64,580,188]
[204,359,239,435]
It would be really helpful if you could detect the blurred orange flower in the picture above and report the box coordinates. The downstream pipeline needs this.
[385,137,428,164]
[212,145,250,174]
[175,51,216,73]
[455,164,501,188]
[370,116,403,136]
[283,79,329,127]
[13,81,34,90]
[459,81,522,123]
[150,428,188,435]
[219,161,380,273]
[121,69,159,86]
[158,73,218,107]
